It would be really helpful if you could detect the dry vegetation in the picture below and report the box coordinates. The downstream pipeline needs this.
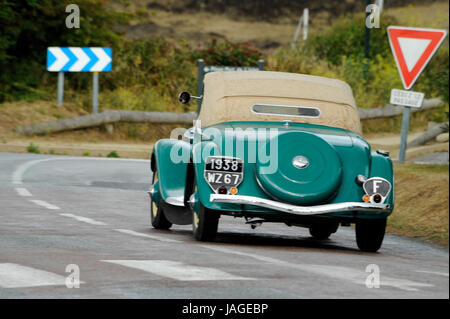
[388,163,449,245]
[0,100,188,151]
[117,1,449,52]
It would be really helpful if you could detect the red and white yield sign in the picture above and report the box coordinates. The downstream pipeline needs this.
[387,26,447,89]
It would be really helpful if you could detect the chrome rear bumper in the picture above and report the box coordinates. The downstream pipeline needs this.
[210,194,390,216]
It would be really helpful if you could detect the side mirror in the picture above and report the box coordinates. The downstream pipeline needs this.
[178,91,191,104]
[178,91,202,104]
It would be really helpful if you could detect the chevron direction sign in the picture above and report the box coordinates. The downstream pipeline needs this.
[47,47,112,72]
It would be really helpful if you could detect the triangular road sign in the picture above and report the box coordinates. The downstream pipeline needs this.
[387,26,447,90]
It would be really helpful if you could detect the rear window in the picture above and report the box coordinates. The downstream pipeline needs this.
[251,104,321,118]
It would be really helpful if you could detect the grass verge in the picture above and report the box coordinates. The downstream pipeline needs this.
[388,162,449,246]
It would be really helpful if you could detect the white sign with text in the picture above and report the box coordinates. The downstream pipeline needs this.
[390,89,424,108]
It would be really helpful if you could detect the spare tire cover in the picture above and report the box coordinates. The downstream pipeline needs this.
[256,131,342,205]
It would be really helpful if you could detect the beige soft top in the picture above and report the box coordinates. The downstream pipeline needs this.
[198,71,361,134]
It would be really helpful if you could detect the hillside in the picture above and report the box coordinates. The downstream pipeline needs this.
[114,0,448,51]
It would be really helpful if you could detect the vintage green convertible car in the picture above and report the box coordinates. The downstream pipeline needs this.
[149,71,394,252]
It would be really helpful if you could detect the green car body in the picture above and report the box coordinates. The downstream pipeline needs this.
[152,121,394,219]
[149,71,394,252]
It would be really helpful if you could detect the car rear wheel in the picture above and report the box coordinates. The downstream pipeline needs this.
[150,170,172,230]
[309,222,339,240]
[193,202,219,241]
[355,218,386,252]
[191,180,219,241]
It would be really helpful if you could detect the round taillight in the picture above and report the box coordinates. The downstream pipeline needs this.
[373,194,382,203]
[218,186,228,194]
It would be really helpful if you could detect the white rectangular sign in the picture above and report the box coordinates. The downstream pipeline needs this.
[390,89,424,108]
[204,66,259,73]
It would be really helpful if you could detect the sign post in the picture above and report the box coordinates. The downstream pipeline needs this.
[47,47,112,113]
[387,26,447,162]
[196,59,265,113]
[398,100,411,163]
[92,72,99,114]
[291,8,309,48]
[197,59,205,114]
[390,88,425,162]
[57,72,64,106]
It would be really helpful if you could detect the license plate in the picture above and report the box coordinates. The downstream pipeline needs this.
[205,156,243,173]
[204,156,243,192]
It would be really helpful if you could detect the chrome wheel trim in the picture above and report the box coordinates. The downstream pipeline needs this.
[151,171,158,218]
[192,183,199,229]
[152,201,158,217]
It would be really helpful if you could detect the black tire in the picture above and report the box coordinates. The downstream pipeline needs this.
[309,222,339,240]
[150,170,172,230]
[193,202,219,241]
[355,218,386,252]
[191,179,219,241]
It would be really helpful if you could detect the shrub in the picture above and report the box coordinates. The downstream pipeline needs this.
[27,143,40,154]
[107,151,119,158]
[101,37,198,112]
[269,12,449,111]
[305,14,398,66]
[0,0,129,102]
[193,39,263,67]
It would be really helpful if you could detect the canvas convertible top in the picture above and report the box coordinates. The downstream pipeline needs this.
[198,71,362,134]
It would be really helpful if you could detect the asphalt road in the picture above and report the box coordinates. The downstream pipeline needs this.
[0,152,448,299]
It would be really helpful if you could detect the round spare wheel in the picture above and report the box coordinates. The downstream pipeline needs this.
[256,131,343,205]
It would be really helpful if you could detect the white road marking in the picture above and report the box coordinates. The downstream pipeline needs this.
[12,156,149,185]
[102,260,254,281]
[201,245,433,292]
[12,159,50,185]
[60,213,106,226]
[114,229,181,243]
[15,187,32,197]
[0,263,68,288]
[415,270,449,277]
[30,200,60,210]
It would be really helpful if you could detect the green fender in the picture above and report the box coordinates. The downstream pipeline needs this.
[152,139,191,202]
[369,151,395,213]
[191,141,220,213]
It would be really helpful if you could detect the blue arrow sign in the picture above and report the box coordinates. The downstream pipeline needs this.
[47,47,112,72]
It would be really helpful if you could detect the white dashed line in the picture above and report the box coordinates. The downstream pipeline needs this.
[15,187,32,197]
[0,263,68,288]
[60,213,106,226]
[415,270,449,277]
[30,200,60,210]
[12,157,149,185]
[101,260,254,281]
[114,229,182,243]
[200,245,434,291]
